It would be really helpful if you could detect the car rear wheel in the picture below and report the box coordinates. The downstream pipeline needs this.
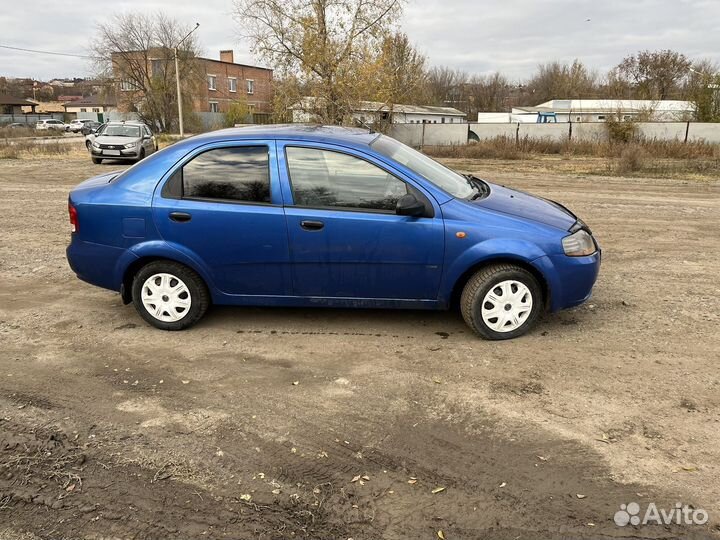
[131,261,209,331]
[460,264,543,340]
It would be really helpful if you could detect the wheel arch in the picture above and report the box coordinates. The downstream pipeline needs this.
[119,254,212,305]
[449,256,551,311]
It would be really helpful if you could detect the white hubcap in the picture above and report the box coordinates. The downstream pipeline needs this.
[481,280,533,333]
[141,273,192,322]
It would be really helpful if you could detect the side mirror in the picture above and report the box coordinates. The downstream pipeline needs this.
[396,193,426,217]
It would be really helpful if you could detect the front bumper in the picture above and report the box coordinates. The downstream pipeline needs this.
[91,146,141,159]
[534,249,601,312]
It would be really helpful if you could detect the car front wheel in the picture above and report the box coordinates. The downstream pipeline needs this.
[460,264,543,340]
[131,261,209,330]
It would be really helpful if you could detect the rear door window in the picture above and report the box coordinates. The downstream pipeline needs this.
[180,146,271,204]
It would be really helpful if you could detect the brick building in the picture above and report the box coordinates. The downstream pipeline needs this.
[113,49,273,117]
[200,50,273,114]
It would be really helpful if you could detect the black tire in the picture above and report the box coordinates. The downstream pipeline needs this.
[131,261,210,331]
[86,140,92,151]
[136,148,146,162]
[91,157,103,164]
[460,263,543,340]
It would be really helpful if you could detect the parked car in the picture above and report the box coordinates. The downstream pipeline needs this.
[80,121,103,136]
[88,121,157,164]
[67,119,96,133]
[36,119,67,131]
[6,123,31,130]
[66,125,601,339]
[84,123,106,149]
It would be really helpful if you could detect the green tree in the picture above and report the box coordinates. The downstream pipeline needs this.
[687,60,720,122]
[225,96,254,127]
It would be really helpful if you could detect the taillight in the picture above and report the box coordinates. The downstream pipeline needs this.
[68,202,78,233]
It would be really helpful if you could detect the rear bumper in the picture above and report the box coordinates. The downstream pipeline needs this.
[534,250,601,312]
[66,239,126,292]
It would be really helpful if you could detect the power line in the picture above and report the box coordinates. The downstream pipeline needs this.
[0,44,99,60]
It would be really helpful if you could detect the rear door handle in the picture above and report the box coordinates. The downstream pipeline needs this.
[169,211,192,223]
[300,220,324,231]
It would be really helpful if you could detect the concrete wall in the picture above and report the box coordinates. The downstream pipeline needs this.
[421,123,468,146]
[687,123,720,143]
[468,123,516,141]
[387,124,424,147]
[519,123,569,141]
[638,122,687,141]
[572,123,608,142]
[365,121,720,147]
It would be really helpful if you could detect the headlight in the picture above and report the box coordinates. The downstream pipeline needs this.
[123,142,137,149]
[92,141,100,148]
[562,229,596,257]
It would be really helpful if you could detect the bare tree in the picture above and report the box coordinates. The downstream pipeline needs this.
[465,73,511,115]
[526,60,598,103]
[91,13,204,131]
[615,50,691,100]
[425,66,468,108]
[234,0,403,124]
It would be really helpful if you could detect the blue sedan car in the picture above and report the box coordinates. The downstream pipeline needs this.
[66,125,600,339]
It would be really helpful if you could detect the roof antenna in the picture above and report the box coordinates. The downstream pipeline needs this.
[356,119,375,134]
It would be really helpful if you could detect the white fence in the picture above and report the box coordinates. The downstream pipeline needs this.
[387,122,720,147]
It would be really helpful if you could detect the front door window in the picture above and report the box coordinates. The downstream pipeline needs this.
[285,147,407,212]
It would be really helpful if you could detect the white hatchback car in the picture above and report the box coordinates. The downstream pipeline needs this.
[67,119,95,133]
[36,119,68,131]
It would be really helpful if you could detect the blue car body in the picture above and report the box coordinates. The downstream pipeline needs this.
[67,125,600,317]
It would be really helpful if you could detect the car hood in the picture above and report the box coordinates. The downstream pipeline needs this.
[95,136,139,145]
[470,181,577,230]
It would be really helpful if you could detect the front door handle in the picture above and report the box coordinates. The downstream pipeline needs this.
[300,220,324,231]
[169,211,192,223]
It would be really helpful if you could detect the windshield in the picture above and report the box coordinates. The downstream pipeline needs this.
[371,135,476,198]
[103,125,141,137]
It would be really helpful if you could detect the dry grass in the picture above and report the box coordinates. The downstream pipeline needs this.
[0,140,79,160]
[426,137,720,179]
[0,126,42,139]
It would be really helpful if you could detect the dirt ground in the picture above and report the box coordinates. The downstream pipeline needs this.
[0,150,719,539]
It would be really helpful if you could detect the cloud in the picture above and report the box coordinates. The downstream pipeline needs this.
[0,0,718,80]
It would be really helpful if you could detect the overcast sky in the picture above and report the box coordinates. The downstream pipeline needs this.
[1,0,718,81]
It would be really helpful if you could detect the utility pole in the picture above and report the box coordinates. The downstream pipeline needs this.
[175,22,200,137]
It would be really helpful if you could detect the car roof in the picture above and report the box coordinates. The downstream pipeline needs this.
[186,124,378,148]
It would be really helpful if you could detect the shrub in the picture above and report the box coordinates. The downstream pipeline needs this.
[605,116,639,143]
[616,145,646,174]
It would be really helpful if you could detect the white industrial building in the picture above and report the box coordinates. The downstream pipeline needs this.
[291,98,466,125]
[478,99,696,123]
